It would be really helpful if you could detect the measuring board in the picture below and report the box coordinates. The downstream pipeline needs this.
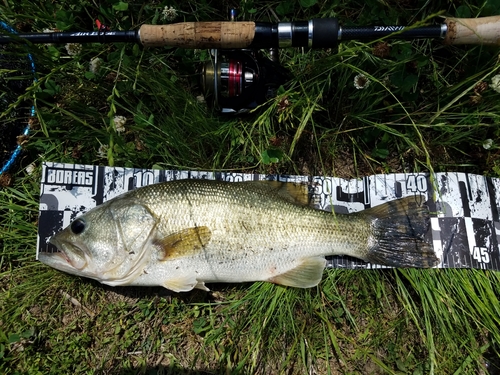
[37,162,500,271]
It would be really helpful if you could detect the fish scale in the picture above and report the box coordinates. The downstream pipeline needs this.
[40,179,438,292]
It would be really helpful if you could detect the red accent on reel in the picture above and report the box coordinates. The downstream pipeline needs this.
[227,59,243,97]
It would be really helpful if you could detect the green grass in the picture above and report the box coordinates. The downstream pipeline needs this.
[2,0,500,373]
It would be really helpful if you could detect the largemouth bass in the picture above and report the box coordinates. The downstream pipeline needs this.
[39,179,438,292]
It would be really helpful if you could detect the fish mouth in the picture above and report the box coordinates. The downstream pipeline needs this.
[39,236,89,274]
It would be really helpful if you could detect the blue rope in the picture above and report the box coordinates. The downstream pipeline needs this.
[0,21,37,176]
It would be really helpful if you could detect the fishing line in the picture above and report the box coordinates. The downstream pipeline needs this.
[0,20,36,176]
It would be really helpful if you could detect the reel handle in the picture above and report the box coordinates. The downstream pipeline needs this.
[444,15,500,45]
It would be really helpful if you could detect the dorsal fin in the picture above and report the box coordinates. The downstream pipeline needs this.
[241,181,312,206]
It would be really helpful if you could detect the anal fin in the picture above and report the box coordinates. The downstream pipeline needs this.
[268,257,326,288]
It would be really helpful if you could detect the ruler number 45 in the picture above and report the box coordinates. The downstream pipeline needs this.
[472,246,490,263]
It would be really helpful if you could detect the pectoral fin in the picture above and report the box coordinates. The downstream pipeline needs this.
[268,257,326,288]
[163,274,209,292]
[155,226,212,261]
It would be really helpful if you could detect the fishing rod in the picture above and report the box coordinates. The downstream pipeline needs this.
[2,15,499,48]
[1,14,500,114]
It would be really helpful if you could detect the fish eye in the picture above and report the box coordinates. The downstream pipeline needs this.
[71,218,86,235]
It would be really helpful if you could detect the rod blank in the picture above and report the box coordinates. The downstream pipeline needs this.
[0,30,138,44]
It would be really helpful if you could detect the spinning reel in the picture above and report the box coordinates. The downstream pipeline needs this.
[200,47,290,114]
[197,9,288,114]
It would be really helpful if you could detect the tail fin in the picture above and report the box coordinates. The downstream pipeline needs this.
[363,197,439,268]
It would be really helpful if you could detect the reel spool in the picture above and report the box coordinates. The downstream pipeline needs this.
[200,49,290,114]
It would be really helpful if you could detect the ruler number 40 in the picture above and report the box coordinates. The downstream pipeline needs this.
[406,175,427,193]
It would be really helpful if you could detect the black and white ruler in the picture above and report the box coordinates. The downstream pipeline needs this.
[37,162,500,271]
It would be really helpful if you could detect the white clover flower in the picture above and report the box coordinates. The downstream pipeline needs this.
[89,57,103,74]
[354,73,370,90]
[113,115,127,133]
[483,139,494,150]
[26,163,36,175]
[97,144,109,158]
[490,74,500,93]
[65,43,82,56]
[162,6,178,21]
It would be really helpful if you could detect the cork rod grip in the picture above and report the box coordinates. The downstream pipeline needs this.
[444,15,500,45]
[139,22,256,48]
